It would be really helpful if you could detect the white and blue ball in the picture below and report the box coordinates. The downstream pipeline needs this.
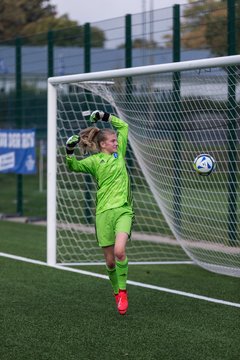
[193,154,216,176]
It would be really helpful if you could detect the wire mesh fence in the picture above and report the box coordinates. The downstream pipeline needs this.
[0,0,239,219]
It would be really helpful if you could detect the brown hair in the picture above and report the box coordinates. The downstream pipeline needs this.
[79,127,116,154]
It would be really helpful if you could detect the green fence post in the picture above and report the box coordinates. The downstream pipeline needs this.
[125,14,133,104]
[125,14,132,69]
[124,14,134,176]
[48,30,54,78]
[172,4,182,234]
[227,0,238,246]
[15,37,23,216]
[84,22,93,224]
[84,23,91,73]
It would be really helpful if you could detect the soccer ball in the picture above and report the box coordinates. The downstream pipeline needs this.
[193,154,216,176]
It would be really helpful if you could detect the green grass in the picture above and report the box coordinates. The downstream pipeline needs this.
[1,220,240,360]
[0,173,46,217]
[0,220,46,261]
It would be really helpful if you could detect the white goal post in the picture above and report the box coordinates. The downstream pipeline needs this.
[48,55,240,277]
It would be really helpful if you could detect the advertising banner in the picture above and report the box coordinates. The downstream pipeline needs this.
[0,129,36,174]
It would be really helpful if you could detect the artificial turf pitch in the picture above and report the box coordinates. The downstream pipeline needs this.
[0,220,240,360]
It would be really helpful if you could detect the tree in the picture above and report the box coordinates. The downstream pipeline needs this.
[181,0,226,53]
[181,0,240,55]
[21,15,105,47]
[0,0,56,41]
[163,0,240,56]
[0,0,105,47]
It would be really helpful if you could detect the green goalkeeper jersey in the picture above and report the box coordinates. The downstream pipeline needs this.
[66,115,133,215]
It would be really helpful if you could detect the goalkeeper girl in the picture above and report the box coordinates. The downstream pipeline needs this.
[65,111,134,315]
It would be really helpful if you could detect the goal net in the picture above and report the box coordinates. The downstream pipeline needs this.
[48,55,240,277]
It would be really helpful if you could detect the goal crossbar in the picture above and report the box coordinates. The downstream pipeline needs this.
[48,55,240,85]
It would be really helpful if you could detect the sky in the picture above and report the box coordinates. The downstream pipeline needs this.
[50,0,189,24]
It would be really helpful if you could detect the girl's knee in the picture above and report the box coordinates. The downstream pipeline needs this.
[114,248,126,261]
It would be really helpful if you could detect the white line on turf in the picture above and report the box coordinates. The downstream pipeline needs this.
[1,251,240,309]
[59,261,194,266]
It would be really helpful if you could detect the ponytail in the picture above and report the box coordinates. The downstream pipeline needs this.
[79,127,99,154]
[79,127,116,154]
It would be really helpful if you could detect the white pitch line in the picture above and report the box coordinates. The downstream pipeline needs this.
[1,252,240,309]
[59,261,194,266]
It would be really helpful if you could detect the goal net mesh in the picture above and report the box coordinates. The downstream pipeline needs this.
[55,62,240,276]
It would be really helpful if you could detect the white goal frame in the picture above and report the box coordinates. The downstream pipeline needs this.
[47,55,240,266]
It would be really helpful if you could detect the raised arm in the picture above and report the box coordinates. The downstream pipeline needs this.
[65,134,95,174]
[90,110,129,157]
[66,154,96,174]
[110,115,128,158]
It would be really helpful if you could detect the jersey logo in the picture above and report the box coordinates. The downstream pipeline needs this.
[113,152,118,159]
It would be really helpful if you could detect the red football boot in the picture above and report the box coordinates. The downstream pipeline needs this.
[117,290,128,315]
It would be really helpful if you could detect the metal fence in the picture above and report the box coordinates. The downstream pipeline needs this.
[0,0,239,218]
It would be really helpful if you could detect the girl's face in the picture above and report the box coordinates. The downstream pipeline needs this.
[100,133,118,154]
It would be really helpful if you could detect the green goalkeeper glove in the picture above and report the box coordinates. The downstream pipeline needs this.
[90,110,110,123]
[66,135,80,155]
